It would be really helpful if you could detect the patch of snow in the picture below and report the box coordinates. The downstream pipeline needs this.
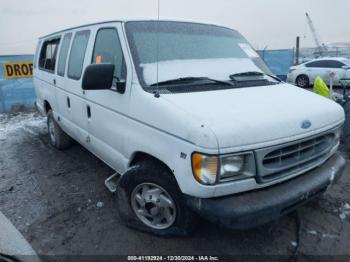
[96,201,104,208]
[339,213,346,220]
[306,230,318,235]
[306,229,339,239]
[141,58,261,86]
[321,233,339,239]
[0,113,45,140]
[338,202,350,220]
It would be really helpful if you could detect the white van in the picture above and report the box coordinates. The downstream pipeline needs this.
[34,19,346,236]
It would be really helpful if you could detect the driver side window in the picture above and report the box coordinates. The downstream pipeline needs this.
[92,28,126,87]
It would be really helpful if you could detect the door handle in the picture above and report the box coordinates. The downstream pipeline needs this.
[87,105,91,118]
[67,97,70,108]
[53,79,56,85]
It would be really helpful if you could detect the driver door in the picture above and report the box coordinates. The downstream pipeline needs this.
[83,22,131,174]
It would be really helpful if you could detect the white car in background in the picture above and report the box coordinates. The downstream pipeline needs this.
[287,57,350,88]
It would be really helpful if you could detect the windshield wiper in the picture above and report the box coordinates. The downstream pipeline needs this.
[230,71,282,84]
[150,77,235,87]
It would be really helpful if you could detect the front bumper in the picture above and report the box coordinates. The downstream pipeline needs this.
[185,153,345,230]
[286,76,294,84]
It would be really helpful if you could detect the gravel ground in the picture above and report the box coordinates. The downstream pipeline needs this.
[0,111,349,261]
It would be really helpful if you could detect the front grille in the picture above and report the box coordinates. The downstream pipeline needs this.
[263,134,334,169]
[255,129,338,183]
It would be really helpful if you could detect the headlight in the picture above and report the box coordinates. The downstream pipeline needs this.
[191,152,255,185]
[288,69,296,74]
[192,153,218,185]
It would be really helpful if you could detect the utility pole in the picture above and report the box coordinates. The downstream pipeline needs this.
[295,36,300,65]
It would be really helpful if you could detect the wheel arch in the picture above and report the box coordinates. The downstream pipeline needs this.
[128,151,175,176]
[43,100,52,115]
[296,74,309,81]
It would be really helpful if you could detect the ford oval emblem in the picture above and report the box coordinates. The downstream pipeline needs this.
[301,120,312,129]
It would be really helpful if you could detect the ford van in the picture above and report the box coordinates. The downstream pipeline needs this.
[34,19,346,235]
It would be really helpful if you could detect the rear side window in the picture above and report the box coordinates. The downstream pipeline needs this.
[68,30,90,80]
[327,60,345,68]
[92,28,126,83]
[39,38,60,72]
[57,33,72,76]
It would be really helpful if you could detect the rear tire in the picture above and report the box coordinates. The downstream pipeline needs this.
[116,160,198,236]
[47,110,72,150]
[296,75,310,88]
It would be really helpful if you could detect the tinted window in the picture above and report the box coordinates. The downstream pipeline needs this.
[39,38,60,72]
[92,28,126,86]
[68,30,90,80]
[305,60,328,68]
[57,33,72,76]
[327,60,345,68]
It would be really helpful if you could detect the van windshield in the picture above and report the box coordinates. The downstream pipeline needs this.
[125,21,275,92]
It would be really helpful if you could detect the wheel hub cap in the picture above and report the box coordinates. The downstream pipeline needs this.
[131,183,176,230]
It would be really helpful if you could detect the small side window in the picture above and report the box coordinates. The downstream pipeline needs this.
[68,30,90,80]
[57,33,72,76]
[92,28,126,86]
[326,60,345,69]
[39,38,60,72]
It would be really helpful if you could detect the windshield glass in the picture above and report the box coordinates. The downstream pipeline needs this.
[125,21,274,91]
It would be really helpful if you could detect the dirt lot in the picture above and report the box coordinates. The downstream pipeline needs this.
[0,111,350,260]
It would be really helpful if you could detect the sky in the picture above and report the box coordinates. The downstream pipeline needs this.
[0,0,349,55]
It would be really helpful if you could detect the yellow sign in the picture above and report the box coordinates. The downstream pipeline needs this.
[3,62,33,79]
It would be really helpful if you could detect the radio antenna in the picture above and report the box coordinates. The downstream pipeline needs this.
[155,0,160,96]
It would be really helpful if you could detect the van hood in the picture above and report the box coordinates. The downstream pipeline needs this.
[161,83,344,151]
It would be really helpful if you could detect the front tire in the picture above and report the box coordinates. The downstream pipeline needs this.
[296,75,310,88]
[47,110,72,149]
[116,161,198,236]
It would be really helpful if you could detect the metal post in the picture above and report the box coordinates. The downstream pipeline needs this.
[295,36,300,65]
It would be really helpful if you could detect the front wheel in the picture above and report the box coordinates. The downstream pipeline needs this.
[296,75,310,88]
[116,161,198,236]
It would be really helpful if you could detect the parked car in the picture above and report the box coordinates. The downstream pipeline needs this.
[34,19,345,236]
[287,57,350,88]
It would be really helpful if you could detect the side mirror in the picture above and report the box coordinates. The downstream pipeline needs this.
[342,65,350,70]
[82,63,114,90]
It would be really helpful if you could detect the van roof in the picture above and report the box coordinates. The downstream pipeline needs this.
[39,18,233,39]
